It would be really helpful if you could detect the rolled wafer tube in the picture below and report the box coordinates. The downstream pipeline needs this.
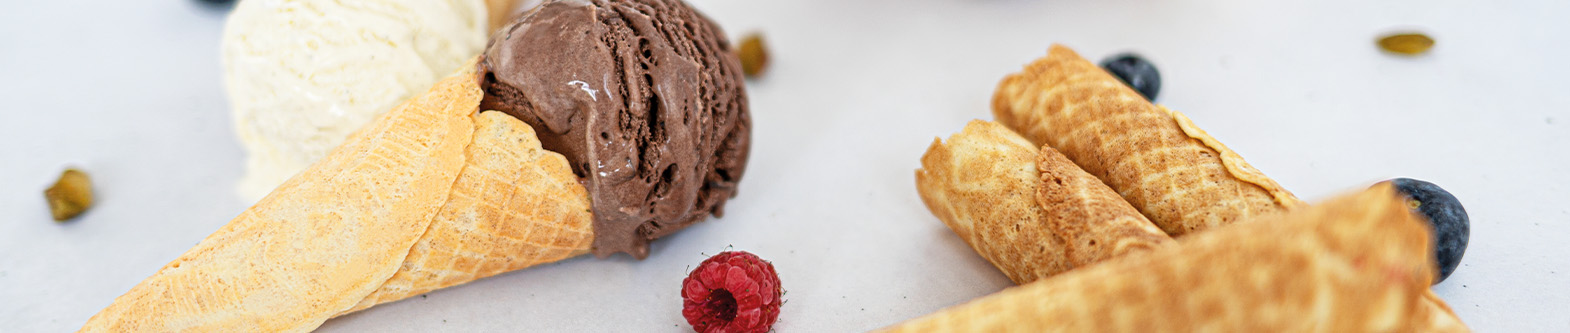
[991,44,1465,330]
[883,185,1437,332]
[83,59,593,332]
[1035,142,1172,267]
[992,44,1300,236]
[915,120,1170,283]
[915,120,1072,283]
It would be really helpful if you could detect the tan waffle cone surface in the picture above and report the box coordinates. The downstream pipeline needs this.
[1034,144,1172,270]
[915,120,1072,283]
[82,62,481,333]
[883,185,1434,332]
[83,59,593,332]
[342,111,592,314]
[992,44,1300,236]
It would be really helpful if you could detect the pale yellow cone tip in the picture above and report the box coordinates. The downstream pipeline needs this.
[486,0,545,31]
[83,57,482,332]
[486,0,515,31]
[884,185,1436,332]
[82,57,593,331]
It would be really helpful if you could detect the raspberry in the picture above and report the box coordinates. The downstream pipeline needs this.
[681,251,782,333]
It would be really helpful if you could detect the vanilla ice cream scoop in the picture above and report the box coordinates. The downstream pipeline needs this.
[222,0,490,202]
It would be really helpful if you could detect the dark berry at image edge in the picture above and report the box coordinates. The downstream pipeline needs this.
[195,0,236,8]
[1384,178,1470,285]
[1099,53,1161,101]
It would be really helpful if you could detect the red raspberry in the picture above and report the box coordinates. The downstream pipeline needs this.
[681,251,782,333]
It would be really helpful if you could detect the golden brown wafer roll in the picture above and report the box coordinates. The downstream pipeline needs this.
[1035,144,1172,268]
[991,45,1465,330]
[992,44,1301,236]
[916,120,1073,283]
[916,120,1170,283]
[883,185,1436,332]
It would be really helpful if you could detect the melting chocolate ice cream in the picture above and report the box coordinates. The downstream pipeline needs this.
[479,0,750,259]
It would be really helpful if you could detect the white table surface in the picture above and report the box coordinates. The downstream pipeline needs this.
[4,0,1569,331]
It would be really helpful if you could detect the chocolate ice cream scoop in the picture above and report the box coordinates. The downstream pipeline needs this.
[478,0,750,259]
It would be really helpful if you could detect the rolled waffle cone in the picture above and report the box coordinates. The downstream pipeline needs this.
[990,44,1465,330]
[82,59,592,331]
[915,120,1170,283]
[992,44,1300,236]
[915,120,1072,283]
[884,185,1436,332]
[1034,138,1172,268]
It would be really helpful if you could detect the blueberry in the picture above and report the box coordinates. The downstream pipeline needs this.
[1099,53,1161,101]
[194,0,236,9]
[1382,178,1470,284]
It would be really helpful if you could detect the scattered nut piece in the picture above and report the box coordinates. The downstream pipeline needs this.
[45,168,94,221]
[737,32,770,78]
[1378,32,1435,56]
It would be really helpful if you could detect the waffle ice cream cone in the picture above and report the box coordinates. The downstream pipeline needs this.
[884,185,1436,332]
[992,44,1301,236]
[916,120,1171,283]
[343,110,592,314]
[82,59,593,332]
